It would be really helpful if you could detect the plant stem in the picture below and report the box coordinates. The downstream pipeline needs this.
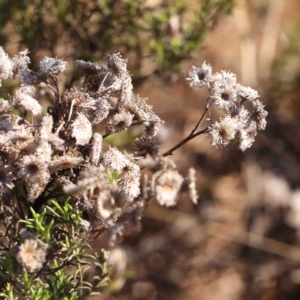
[162,127,209,157]
[162,95,213,157]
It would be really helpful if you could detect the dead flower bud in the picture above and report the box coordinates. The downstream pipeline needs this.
[27,180,50,202]
[144,121,162,137]
[105,111,134,134]
[88,97,112,125]
[133,136,159,158]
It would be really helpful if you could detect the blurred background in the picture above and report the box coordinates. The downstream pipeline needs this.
[1,0,300,299]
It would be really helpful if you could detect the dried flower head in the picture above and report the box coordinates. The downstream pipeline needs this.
[0,119,13,133]
[102,147,129,172]
[11,49,30,78]
[237,84,259,102]
[19,68,41,86]
[181,167,198,204]
[0,47,13,86]
[88,97,112,125]
[107,52,128,77]
[38,57,68,77]
[14,88,41,115]
[154,169,183,207]
[133,136,159,158]
[0,164,15,190]
[39,114,53,141]
[121,169,141,200]
[15,236,48,272]
[212,85,237,110]
[63,166,110,205]
[187,62,213,88]
[95,190,116,220]
[90,132,103,165]
[208,116,238,147]
[71,113,93,145]
[213,70,237,89]
[239,121,257,151]
[0,99,11,114]
[227,105,250,128]
[251,99,268,130]
[49,154,83,173]
[17,154,49,183]
[125,95,163,131]
[105,111,134,134]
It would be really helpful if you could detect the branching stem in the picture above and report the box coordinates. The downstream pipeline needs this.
[162,95,214,157]
[162,127,209,157]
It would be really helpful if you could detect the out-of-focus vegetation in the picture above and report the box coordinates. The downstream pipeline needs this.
[0,0,234,84]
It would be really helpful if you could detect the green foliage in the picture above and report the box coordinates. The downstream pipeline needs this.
[0,197,110,299]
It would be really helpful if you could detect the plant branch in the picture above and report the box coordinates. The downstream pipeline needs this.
[50,75,60,104]
[162,94,214,157]
[162,127,209,157]
[192,95,213,134]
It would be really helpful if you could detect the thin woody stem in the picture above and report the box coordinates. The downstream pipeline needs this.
[162,93,214,157]
[41,79,57,96]
[162,127,209,157]
[98,71,111,92]
[50,75,60,104]
[192,95,211,134]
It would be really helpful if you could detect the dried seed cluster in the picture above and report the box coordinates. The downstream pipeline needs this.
[0,47,267,272]
[187,62,268,151]
[0,47,198,265]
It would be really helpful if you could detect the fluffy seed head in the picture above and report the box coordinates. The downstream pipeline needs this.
[154,169,183,207]
[212,85,237,110]
[187,62,213,88]
[208,117,238,147]
[102,147,129,172]
[239,121,257,151]
[71,113,93,145]
[15,237,48,272]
